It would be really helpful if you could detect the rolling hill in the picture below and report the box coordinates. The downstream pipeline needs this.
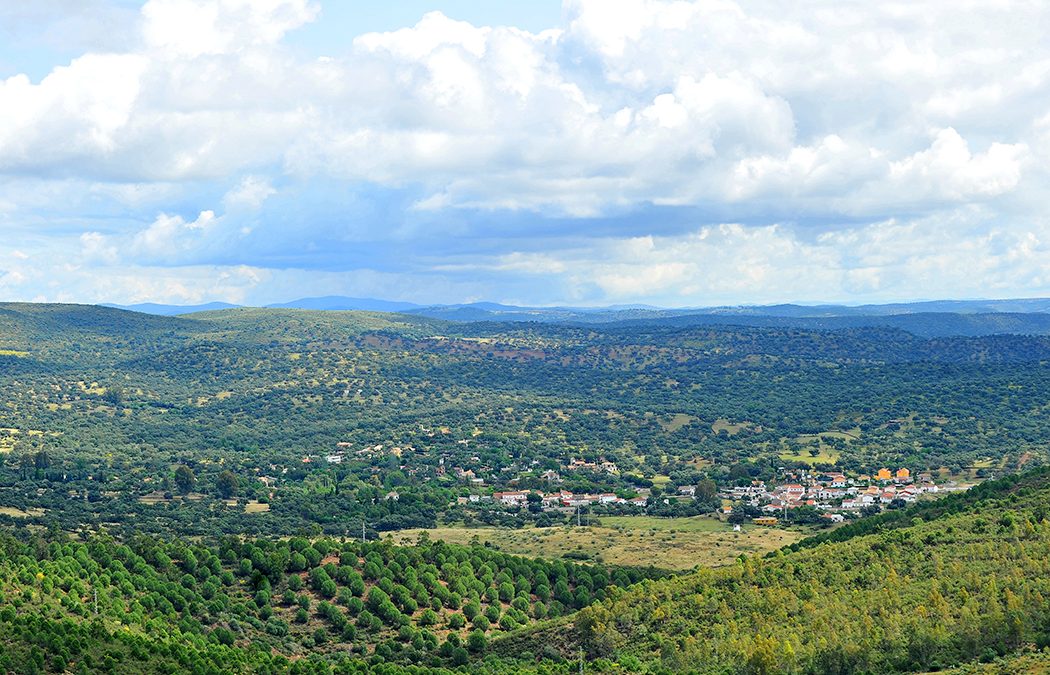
[498,468,1050,673]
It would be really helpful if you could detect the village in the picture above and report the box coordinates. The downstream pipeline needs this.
[441,455,961,526]
[287,439,964,529]
[724,466,958,525]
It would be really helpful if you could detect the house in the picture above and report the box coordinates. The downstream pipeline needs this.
[784,484,805,496]
[876,468,892,481]
[599,460,620,475]
[541,493,562,507]
[627,496,647,507]
[732,481,766,498]
[753,516,779,526]
[826,473,848,488]
[598,493,619,504]
[493,491,529,506]
[324,453,344,464]
[541,469,562,483]
[823,513,845,523]
[678,485,697,497]
[384,491,400,501]
[841,499,862,510]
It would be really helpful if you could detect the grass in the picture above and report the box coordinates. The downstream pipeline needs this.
[779,447,842,465]
[0,507,45,518]
[387,516,804,571]
[712,418,749,435]
[779,430,856,465]
[659,413,695,432]
[599,515,726,532]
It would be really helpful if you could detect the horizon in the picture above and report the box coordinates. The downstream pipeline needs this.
[82,293,1050,313]
[2,1,1049,307]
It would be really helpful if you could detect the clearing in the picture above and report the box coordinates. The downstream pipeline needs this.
[0,506,45,518]
[388,516,805,570]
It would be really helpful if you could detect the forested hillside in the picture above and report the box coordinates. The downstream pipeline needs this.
[552,468,1050,673]
[0,527,659,673]
[1,467,1045,673]
[0,303,1048,539]
[2,304,1050,673]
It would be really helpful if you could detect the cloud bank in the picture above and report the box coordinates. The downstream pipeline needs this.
[0,0,1048,306]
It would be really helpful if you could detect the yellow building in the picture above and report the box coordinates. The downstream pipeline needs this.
[876,468,892,481]
[896,467,911,480]
[753,516,779,526]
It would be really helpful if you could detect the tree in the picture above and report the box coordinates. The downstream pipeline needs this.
[174,465,196,495]
[216,470,238,499]
[467,629,488,652]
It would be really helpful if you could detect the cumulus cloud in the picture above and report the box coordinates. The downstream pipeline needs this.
[223,176,276,210]
[1,0,1049,305]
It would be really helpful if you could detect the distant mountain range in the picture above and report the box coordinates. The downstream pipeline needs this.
[102,301,240,316]
[265,296,421,312]
[100,296,1050,337]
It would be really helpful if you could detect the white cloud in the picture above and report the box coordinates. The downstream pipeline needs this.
[223,176,276,210]
[1,0,1050,305]
[141,0,319,58]
[1,0,1045,214]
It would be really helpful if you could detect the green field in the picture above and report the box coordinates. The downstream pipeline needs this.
[779,446,842,465]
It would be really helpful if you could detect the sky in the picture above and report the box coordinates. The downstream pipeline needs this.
[0,0,1048,308]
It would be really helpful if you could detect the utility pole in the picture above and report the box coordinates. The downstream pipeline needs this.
[578,648,585,675]
[361,520,366,543]
[576,504,581,527]
[94,588,98,615]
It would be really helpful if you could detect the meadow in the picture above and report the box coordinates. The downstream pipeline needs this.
[388,516,805,570]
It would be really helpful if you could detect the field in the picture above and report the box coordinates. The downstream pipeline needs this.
[0,506,45,518]
[779,446,842,464]
[387,516,805,570]
[778,430,858,464]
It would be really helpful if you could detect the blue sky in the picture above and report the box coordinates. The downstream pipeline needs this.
[0,0,1048,307]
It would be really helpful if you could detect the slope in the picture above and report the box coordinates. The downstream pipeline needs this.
[501,468,1050,673]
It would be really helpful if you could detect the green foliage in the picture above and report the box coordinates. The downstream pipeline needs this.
[2,304,1047,543]
[0,525,651,671]
[567,468,1050,673]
